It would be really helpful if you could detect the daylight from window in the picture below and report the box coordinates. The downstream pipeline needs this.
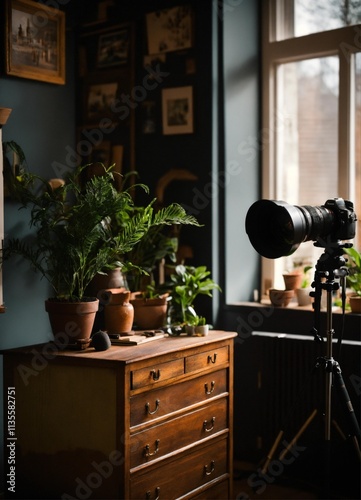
[295,0,361,38]
[262,0,361,294]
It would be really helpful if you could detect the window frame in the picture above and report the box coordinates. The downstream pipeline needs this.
[261,0,361,295]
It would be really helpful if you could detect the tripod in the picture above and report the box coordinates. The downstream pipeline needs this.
[261,241,361,496]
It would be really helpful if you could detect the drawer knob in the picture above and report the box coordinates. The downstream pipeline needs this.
[204,460,215,476]
[146,487,160,500]
[144,439,160,458]
[204,381,215,395]
[203,417,216,432]
[150,369,161,381]
[145,399,160,415]
[207,353,217,364]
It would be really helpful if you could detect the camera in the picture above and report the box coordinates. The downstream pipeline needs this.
[245,198,357,259]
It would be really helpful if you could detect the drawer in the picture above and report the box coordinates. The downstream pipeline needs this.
[130,369,228,427]
[131,358,184,390]
[191,479,230,499]
[185,346,229,373]
[130,435,228,500]
[130,398,228,468]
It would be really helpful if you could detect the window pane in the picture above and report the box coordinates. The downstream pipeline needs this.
[356,52,361,250]
[295,0,361,38]
[275,57,339,286]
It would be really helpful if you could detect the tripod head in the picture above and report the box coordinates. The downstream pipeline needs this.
[310,239,352,342]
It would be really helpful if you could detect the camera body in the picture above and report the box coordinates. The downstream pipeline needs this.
[321,198,356,242]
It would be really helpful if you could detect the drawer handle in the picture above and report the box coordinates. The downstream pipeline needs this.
[203,417,215,432]
[144,439,160,457]
[145,399,160,415]
[146,487,160,500]
[204,460,215,476]
[207,353,217,364]
[204,381,215,395]
[150,369,161,381]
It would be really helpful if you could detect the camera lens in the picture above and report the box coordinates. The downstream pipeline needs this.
[245,200,334,259]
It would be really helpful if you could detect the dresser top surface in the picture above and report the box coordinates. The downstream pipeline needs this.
[1,330,237,364]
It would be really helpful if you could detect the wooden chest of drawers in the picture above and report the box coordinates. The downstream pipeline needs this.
[2,330,236,499]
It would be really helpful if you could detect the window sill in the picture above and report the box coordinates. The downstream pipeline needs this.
[222,301,361,342]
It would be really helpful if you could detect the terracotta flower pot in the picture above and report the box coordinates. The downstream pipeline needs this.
[349,295,361,314]
[269,289,294,307]
[130,293,169,330]
[98,289,134,334]
[283,272,302,290]
[45,298,99,349]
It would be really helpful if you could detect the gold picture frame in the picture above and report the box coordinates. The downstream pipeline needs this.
[6,0,66,84]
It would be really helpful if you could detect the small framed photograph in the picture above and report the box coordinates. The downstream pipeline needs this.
[162,86,193,135]
[146,5,193,55]
[97,28,130,68]
[5,0,66,84]
[86,82,118,122]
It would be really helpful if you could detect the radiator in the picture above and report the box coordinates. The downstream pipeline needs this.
[251,332,361,454]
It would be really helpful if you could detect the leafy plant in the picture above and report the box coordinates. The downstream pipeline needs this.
[344,246,361,296]
[301,265,313,288]
[2,164,200,301]
[168,265,221,323]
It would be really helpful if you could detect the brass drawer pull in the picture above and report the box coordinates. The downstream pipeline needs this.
[204,460,215,476]
[144,439,160,457]
[146,487,160,500]
[204,381,215,394]
[150,369,161,381]
[203,417,215,432]
[207,353,217,364]
[145,399,160,415]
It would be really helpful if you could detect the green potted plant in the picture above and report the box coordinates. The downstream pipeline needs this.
[2,164,200,344]
[2,165,138,347]
[296,265,313,306]
[344,246,361,313]
[130,282,170,330]
[166,264,221,332]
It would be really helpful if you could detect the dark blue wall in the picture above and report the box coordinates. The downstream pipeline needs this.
[0,0,261,492]
[0,3,76,488]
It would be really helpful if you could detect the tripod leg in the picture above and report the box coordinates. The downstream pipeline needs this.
[332,361,361,460]
[261,430,284,475]
[279,409,318,461]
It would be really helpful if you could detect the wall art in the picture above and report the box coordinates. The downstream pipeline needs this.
[6,0,65,84]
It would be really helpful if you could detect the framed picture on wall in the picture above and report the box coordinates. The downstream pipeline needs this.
[97,28,130,68]
[5,0,66,84]
[146,5,193,55]
[86,82,118,122]
[162,86,193,135]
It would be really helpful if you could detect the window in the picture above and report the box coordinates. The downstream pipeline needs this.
[262,0,361,292]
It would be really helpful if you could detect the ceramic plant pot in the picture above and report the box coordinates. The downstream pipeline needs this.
[269,289,294,307]
[99,289,134,335]
[296,287,313,306]
[45,298,99,349]
[349,295,361,314]
[283,272,302,290]
[130,293,169,330]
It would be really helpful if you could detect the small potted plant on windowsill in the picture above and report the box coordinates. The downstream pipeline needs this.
[344,247,361,313]
[296,265,313,306]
